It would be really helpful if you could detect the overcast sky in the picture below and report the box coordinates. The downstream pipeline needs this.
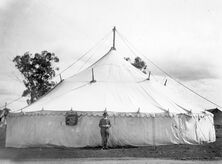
[0,0,222,110]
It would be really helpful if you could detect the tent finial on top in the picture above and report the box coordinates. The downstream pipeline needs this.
[112,26,116,50]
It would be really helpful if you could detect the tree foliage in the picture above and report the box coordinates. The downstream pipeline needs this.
[13,51,59,104]
[125,56,147,73]
[132,57,147,70]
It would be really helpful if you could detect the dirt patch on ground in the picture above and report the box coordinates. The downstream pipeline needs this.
[0,126,221,161]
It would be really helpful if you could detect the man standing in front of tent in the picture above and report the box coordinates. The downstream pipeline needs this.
[99,111,111,149]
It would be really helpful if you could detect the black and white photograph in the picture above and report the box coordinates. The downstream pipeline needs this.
[0,0,221,163]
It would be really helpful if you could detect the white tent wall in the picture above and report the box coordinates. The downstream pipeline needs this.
[6,111,215,148]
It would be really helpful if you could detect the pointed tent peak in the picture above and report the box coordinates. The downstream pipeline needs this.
[88,48,124,68]
[69,48,148,83]
[67,48,148,84]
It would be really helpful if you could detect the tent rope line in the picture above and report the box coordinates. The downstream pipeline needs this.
[116,32,169,85]
[138,84,169,113]
[54,30,112,79]
[0,97,23,110]
[117,32,196,114]
[120,61,170,113]
[120,58,171,112]
[124,59,186,113]
[81,47,114,72]
[76,51,96,72]
[11,80,64,112]
[116,30,222,110]
[74,31,113,74]
[68,47,113,80]
[75,40,109,73]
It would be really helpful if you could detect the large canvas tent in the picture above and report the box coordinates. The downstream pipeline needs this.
[6,29,215,148]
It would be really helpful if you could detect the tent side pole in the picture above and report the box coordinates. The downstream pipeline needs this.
[152,116,156,149]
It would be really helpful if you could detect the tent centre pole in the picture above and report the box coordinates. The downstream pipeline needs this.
[112,26,116,50]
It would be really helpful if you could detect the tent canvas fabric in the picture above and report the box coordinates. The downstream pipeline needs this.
[5,48,216,147]
[6,111,215,147]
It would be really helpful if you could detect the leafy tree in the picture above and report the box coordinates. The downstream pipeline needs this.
[132,57,147,70]
[13,51,59,104]
[125,56,147,73]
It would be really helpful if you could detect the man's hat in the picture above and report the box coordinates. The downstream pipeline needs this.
[103,110,108,116]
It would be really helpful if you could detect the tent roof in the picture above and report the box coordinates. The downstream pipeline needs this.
[21,49,203,114]
[207,108,222,113]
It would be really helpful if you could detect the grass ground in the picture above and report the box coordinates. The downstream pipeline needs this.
[0,126,221,161]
